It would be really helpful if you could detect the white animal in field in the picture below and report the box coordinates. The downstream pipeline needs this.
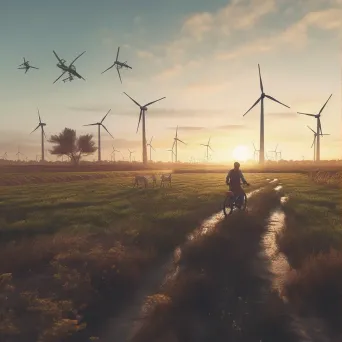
[160,173,172,187]
[133,175,148,188]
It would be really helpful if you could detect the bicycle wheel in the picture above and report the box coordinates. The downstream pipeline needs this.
[223,196,234,217]
[240,192,247,211]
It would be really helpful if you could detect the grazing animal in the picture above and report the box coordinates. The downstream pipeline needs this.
[133,175,148,188]
[160,173,172,187]
[151,174,157,187]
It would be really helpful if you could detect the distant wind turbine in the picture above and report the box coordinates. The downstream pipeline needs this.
[307,125,330,161]
[200,137,213,161]
[83,109,114,162]
[128,149,135,162]
[123,92,166,165]
[252,142,259,161]
[298,94,332,162]
[2,152,8,160]
[30,108,46,162]
[147,136,156,162]
[269,144,279,161]
[173,126,186,162]
[111,145,120,162]
[243,64,290,164]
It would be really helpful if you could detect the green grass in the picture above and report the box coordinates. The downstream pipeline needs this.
[276,173,342,268]
[0,171,268,342]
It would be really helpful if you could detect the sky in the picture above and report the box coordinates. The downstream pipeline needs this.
[0,0,341,162]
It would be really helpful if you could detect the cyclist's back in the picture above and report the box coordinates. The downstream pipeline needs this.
[226,162,249,195]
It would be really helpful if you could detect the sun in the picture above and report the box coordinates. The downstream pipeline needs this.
[232,145,250,162]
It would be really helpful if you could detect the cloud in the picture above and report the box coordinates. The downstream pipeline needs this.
[216,6,342,60]
[153,64,183,81]
[181,0,276,40]
[216,124,246,130]
[136,50,154,59]
[167,126,206,131]
[101,138,141,149]
[68,105,113,113]
[185,80,231,94]
[147,108,226,118]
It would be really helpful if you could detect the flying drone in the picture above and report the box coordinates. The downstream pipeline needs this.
[52,50,86,84]
[18,58,39,73]
[101,46,132,83]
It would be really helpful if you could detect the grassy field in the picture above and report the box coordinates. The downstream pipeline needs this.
[275,173,342,334]
[0,171,267,342]
[1,169,342,341]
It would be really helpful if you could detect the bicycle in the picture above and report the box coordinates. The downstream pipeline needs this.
[223,183,249,217]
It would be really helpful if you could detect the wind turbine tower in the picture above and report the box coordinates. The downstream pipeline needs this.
[252,142,260,161]
[83,109,114,162]
[298,94,332,162]
[128,149,135,162]
[200,137,213,161]
[243,64,290,164]
[173,126,186,162]
[30,108,46,162]
[123,92,165,165]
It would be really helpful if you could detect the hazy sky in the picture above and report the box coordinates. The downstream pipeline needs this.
[1,0,341,162]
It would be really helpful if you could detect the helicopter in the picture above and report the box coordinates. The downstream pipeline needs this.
[18,58,39,73]
[52,50,86,84]
[101,46,132,83]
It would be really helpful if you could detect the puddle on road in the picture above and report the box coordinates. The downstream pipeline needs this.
[262,197,290,300]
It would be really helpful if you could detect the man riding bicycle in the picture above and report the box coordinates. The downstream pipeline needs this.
[226,162,250,208]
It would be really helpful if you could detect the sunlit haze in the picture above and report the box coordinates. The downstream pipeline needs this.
[1,0,341,163]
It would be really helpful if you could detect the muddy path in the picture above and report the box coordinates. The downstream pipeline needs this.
[128,182,332,342]
[98,180,277,341]
[262,186,332,342]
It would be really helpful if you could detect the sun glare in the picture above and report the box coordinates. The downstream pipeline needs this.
[232,145,250,162]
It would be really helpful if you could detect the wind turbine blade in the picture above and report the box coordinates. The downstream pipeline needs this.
[30,124,40,134]
[69,51,86,67]
[116,47,120,62]
[311,135,316,148]
[152,146,156,152]
[200,144,206,146]
[123,92,141,107]
[101,64,115,74]
[37,108,41,123]
[307,125,316,134]
[101,109,111,123]
[318,94,332,115]
[275,144,278,151]
[243,97,261,116]
[101,124,114,139]
[150,136,153,144]
[116,66,122,83]
[258,64,263,93]
[298,112,316,117]
[53,71,67,84]
[42,126,46,138]
[144,97,166,107]
[83,123,98,126]
[253,142,256,150]
[265,95,290,108]
[209,146,214,151]
[177,139,186,145]
[136,109,142,133]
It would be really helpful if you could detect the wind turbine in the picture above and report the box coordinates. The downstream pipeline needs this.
[30,108,46,162]
[2,152,8,160]
[173,126,186,162]
[83,109,113,162]
[243,64,290,164]
[16,147,24,161]
[277,150,282,160]
[307,125,330,161]
[111,145,120,162]
[123,92,166,165]
[297,94,332,162]
[167,142,176,163]
[269,144,279,161]
[200,137,213,161]
[128,149,135,162]
[252,142,259,161]
[147,136,156,162]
